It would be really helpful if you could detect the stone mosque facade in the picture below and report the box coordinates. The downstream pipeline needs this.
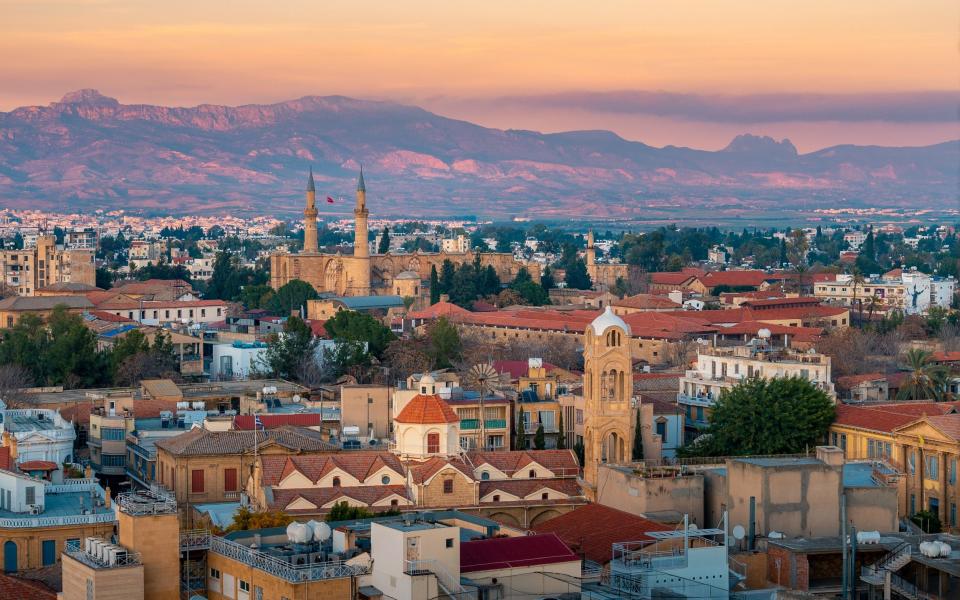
[270,170,539,296]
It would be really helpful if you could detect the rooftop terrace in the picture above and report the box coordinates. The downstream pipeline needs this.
[0,480,115,529]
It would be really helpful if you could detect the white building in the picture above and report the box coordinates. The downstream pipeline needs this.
[0,406,77,464]
[209,341,269,380]
[815,270,955,315]
[440,235,471,254]
[844,231,867,249]
[707,246,728,265]
[392,374,462,460]
[367,518,463,600]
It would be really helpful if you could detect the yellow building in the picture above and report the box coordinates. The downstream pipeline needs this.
[0,234,95,297]
[270,170,538,297]
[830,402,960,529]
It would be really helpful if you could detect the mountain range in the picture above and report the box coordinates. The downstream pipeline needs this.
[0,89,956,220]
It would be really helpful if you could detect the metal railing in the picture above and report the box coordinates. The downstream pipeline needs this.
[0,511,117,529]
[116,487,178,516]
[180,529,212,551]
[404,559,470,599]
[64,540,141,569]
[210,536,370,583]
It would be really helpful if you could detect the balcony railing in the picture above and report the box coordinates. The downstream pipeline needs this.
[209,535,370,583]
[677,393,716,407]
[0,511,117,529]
[64,540,141,569]
[461,419,508,431]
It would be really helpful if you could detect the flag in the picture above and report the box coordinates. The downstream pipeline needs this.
[254,415,265,431]
[327,196,335,204]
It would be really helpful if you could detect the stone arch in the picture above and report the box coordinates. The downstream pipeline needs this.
[488,511,520,527]
[407,257,422,274]
[600,428,629,464]
[529,508,563,527]
[324,259,346,296]
[401,428,420,454]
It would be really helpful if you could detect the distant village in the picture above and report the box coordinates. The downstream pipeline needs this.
[0,184,958,600]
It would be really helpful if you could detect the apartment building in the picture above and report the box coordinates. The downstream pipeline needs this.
[678,342,835,434]
[0,235,95,296]
[815,270,956,315]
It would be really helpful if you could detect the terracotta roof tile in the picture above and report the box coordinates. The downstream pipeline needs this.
[0,574,57,600]
[156,426,337,456]
[479,478,582,500]
[409,301,472,320]
[407,456,474,484]
[467,449,580,477]
[394,394,459,424]
[260,452,404,486]
[268,485,410,512]
[531,503,672,564]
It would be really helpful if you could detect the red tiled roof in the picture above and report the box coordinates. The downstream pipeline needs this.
[700,270,771,289]
[306,319,328,338]
[409,301,471,320]
[268,485,410,512]
[234,414,323,430]
[479,478,582,500]
[836,373,888,389]
[531,503,672,564]
[834,402,960,433]
[17,460,58,471]
[613,294,682,310]
[460,533,578,573]
[87,310,136,322]
[260,452,404,486]
[918,414,960,441]
[740,297,823,310]
[933,351,960,363]
[407,456,474,484]
[0,574,56,600]
[468,449,580,477]
[394,394,459,424]
[649,272,697,286]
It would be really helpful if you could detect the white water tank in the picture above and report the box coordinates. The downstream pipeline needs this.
[286,522,312,544]
[856,531,881,545]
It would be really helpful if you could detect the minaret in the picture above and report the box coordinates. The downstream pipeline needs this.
[352,167,371,295]
[303,168,319,253]
[586,230,596,268]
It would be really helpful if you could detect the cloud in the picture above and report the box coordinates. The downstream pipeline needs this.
[474,90,959,123]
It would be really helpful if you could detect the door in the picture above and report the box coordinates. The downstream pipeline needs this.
[42,540,55,566]
[3,540,17,572]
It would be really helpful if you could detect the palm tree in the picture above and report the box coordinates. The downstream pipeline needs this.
[866,294,881,325]
[849,268,865,327]
[897,349,950,401]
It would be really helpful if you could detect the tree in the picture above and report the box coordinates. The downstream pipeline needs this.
[611,276,628,299]
[632,408,644,460]
[683,376,835,456]
[324,310,395,359]
[95,267,113,290]
[267,279,319,316]
[0,364,33,408]
[540,266,556,290]
[426,317,462,370]
[556,410,566,450]
[224,506,291,533]
[564,259,592,290]
[573,439,585,466]
[898,348,950,401]
[439,260,456,295]
[259,316,318,381]
[513,280,550,306]
[429,265,440,304]
[378,226,391,254]
[533,423,546,450]
[515,410,527,450]
[911,509,942,534]
[240,284,275,310]
[383,337,433,382]
[44,307,108,388]
[207,225,226,239]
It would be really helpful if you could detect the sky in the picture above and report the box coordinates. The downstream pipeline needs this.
[1,0,957,151]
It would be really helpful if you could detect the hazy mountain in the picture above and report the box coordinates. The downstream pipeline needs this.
[0,90,955,218]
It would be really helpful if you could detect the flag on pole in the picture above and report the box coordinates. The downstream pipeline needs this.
[327,196,335,204]
[254,415,265,431]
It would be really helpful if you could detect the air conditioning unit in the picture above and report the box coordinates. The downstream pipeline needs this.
[107,547,128,566]
[29,504,42,515]
[89,539,105,561]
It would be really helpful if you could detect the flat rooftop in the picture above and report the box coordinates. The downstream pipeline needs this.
[0,485,113,520]
[5,412,69,433]
[735,457,824,468]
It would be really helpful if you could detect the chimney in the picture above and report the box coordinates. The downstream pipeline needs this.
[104,486,111,509]
[439,294,450,303]
[816,445,845,468]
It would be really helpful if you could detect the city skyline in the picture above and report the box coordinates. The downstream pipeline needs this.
[1,0,957,151]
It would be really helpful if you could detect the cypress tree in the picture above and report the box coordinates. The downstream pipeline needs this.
[534,424,546,450]
[429,265,440,304]
[632,408,644,460]
[378,226,391,254]
[556,410,566,449]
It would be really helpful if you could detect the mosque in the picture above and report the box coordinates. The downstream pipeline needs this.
[270,170,539,297]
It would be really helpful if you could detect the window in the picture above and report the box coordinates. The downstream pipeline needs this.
[427,432,440,454]
[926,455,939,481]
[953,504,957,527]
[493,495,500,502]
[656,421,667,442]
[951,459,957,485]
[381,475,391,484]
[224,468,238,492]
[239,580,250,592]
[101,428,125,441]
[529,469,536,478]
[210,568,221,579]
[839,434,847,451]
[541,492,549,500]
[390,499,399,506]
[445,538,454,548]
[443,479,454,494]
[481,471,490,481]
[25,486,35,505]
[332,477,341,487]
[102,454,125,467]
[191,469,205,493]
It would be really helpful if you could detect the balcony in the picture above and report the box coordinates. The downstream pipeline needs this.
[677,393,716,408]
[461,419,508,431]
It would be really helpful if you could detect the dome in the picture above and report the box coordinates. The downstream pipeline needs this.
[395,394,459,424]
[395,270,420,280]
[419,372,436,385]
[589,305,632,336]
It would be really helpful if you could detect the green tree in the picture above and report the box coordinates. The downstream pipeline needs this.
[564,259,592,290]
[684,376,835,456]
[429,265,440,304]
[556,410,566,449]
[259,316,318,380]
[573,440,585,466]
[426,317,462,369]
[378,226,391,254]
[911,509,942,534]
[513,280,550,306]
[224,506,292,533]
[439,259,456,295]
[540,266,556,290]
[611,276,628,299]
[207,225,226,239]
[324,310,395,359]
[898,348,950,401]
[513,267,532,287]
[515,410,527,450]
[479,265,501,297]
[632,408,644,460]
[95,267,113,290]
[533,423,546,450]
[240,284,275,310]
[267,279,319,316]
[44,306,107,388]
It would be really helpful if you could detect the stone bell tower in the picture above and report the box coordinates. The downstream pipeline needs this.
[582,306,635,497]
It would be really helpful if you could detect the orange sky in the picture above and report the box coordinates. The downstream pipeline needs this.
[1,0,957,150]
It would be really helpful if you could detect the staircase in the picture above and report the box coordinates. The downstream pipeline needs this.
[860,541,912,586]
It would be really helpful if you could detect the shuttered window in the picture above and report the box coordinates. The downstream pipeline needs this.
[224,468,238,492]
[191,469,205,493]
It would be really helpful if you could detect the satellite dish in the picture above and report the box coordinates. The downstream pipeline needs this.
[732,525,746,540]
